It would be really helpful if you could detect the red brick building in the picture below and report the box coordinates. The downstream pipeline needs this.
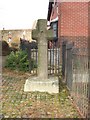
[47,0,89,49]
[47,1,90,118]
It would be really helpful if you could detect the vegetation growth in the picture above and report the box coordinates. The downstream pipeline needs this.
[5,50,37,72]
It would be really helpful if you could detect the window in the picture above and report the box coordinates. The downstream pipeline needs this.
[51,21,58,41]
[53,23,57,37]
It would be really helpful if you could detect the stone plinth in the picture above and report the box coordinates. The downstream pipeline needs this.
[24,77,59,94]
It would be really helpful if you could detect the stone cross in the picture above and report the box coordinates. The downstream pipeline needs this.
[32,19,53,79]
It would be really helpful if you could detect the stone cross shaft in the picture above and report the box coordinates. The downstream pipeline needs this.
[32,19,53,79]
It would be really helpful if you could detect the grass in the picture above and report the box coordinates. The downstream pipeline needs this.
[1,68,80,118]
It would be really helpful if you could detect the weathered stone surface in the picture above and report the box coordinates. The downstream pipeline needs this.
[1,29,32,47]
[24,19,55,93]
[32,29,39,40]
[46,29,54,40]
[24,77,59,93]
[32,19,53,79]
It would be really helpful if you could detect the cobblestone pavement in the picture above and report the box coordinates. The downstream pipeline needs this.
[1,69,80,118]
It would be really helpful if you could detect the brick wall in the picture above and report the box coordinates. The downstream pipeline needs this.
[60,36,88,48]
[49,1,89,62]
[49,2,89,48]
[58,2,88,48]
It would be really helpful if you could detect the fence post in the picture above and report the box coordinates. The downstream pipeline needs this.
[88,55,90,118]
[62,41,67,79]
[88,33,90,117]
[66,43,74,90]
[27,42,32,73]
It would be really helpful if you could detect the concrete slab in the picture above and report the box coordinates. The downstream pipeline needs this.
[24,77,59,94]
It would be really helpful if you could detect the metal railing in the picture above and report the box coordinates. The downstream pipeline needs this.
[63,43,90,118]
[71,48,90,118]
[20,39,60,76]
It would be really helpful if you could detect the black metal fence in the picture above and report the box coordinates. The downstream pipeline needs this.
[20,38,60,76]
[48,47,60,76]
[62,41,90,118]
[20,38,38,74]
[72,48,90,118]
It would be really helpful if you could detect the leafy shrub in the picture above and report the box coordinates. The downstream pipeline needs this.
[5,50,37,72]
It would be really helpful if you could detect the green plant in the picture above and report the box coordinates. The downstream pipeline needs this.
[5,51,16,69]
[5,50,37,72]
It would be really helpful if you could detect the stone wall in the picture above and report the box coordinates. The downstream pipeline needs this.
[0,29,32,47]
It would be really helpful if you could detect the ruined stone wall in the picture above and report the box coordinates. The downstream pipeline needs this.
[0,29,32,47]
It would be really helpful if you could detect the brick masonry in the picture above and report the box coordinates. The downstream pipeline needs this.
[58,2,88,48]
[48,1,89,61]
[49,2,89,49]
[48,1,90,118]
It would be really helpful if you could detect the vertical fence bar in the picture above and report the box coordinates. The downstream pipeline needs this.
[33,49,35,74]
[49,47,53,75]
[35,48,38,75]
[53,43,54,74]
[58,47,60,75]
[71,48,89,118]
[56,48,57,74]
[48,49,50,75]
[88,55,90,118]
[62,41,67,79]
[49,48,51,75]
[48,42,60,76]
[28,43,31,73]
[66,43,73,90]
[55,47,57,75]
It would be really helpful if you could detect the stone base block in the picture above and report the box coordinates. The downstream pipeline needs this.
[24,77,59,94]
